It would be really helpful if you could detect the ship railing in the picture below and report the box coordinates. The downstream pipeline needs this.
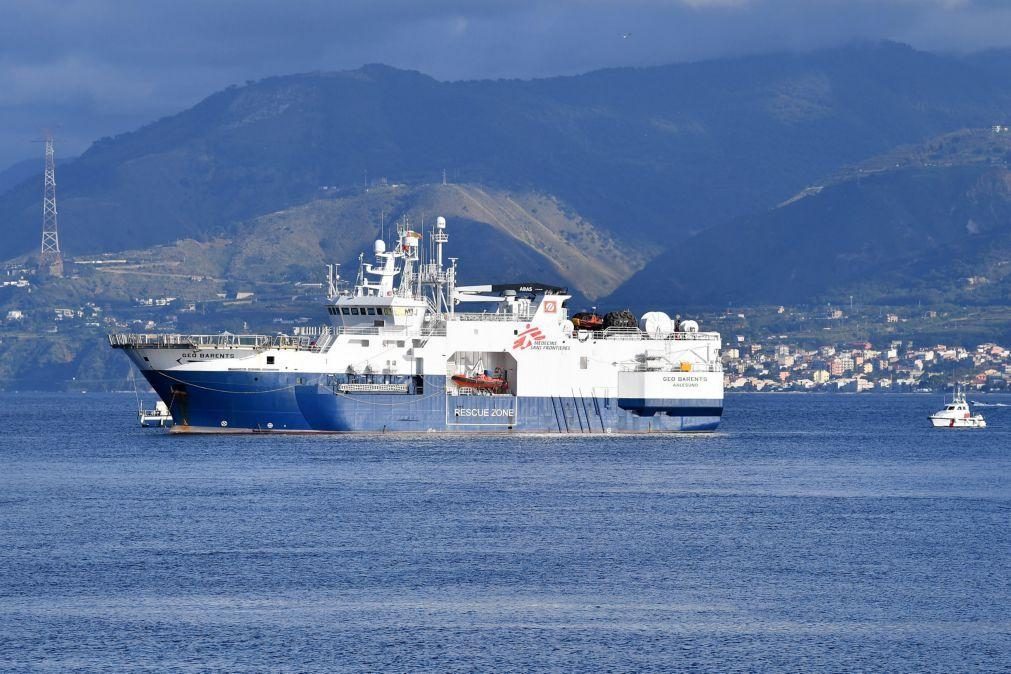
[451,311,536,322]
[580,327,722,342]
[108,333,274,349]
[620,362,724,373]
[329,324,448,337]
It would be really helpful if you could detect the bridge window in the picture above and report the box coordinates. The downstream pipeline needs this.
[341,308,350,315]
[366,307,376,315]
[351,308,360,315]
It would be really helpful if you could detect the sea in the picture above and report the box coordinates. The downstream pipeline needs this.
[0,392,1008,672]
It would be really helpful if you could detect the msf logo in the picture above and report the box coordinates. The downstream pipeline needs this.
[513,324,546,350]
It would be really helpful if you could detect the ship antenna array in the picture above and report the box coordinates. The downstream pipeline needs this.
[326,263,341,298]
[37,133,64,277]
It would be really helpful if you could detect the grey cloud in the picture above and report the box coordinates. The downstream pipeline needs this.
[2,0,1011,167]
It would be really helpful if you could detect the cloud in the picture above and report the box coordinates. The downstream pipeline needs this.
[2,0,1011,166]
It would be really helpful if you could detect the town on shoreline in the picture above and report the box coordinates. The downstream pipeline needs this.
[723,338,1010,393]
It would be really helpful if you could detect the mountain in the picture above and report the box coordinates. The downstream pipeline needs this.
[230,183,646,298]
[0,156,74,198]
[4,41,1011,276]
[607,128,1011,309]
[5,182,643,306]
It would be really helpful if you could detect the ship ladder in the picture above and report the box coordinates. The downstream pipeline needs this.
[570,389,587,433]
[550,396,570,433]
[578,389,601,434]
[572,389,589,433]
[588,392,606,433]
[313,333,334,352]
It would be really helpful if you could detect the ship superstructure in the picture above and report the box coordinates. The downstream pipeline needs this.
[110,216,723,433]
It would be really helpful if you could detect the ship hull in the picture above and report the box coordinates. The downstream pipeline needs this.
[142,369,722,434]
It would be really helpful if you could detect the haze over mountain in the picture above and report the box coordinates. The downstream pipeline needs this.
[4,42,1011,306]
[0,156,74,197]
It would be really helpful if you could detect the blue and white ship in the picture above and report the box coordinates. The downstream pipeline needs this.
[110,217,723,433]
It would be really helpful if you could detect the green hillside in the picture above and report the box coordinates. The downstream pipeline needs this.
[5,42,1011,268]
[609,128,1011,309]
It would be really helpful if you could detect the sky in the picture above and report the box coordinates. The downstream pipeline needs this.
[3,0,1011,168]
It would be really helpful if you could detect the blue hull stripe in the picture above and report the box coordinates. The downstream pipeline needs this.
[142,370,723,433]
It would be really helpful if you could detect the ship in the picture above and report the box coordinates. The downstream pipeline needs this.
[928,385,986,428]
[109,216,724,433]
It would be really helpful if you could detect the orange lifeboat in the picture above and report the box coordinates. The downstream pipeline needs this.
[572,312,604,331]
[452,371,509,394]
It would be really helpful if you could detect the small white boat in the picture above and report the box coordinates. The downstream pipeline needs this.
[139,400,174,428]
[929,386,986,428]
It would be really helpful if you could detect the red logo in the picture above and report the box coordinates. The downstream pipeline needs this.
[543,300,557,314]
[513,324,546,350]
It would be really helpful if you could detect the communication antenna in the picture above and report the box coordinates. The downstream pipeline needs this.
[38,133,63,277]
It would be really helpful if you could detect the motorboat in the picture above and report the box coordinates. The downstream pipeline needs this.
[139,400,174,428]
[929,386,986,428]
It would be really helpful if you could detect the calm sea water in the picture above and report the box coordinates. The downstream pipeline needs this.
[0,392,1008,672]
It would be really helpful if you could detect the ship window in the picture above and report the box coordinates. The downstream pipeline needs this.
[341,308,350,315]
[267,356,275,365]
[384,308,393,316]
[367,307,376,315]
[580,356,588,369]
[351,308,360,315]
